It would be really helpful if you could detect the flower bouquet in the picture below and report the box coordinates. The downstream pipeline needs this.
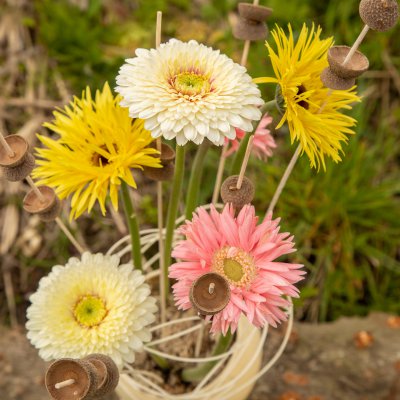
[0,0,398,399]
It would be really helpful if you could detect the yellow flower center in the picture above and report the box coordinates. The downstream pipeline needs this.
[212,247,256,288]
[73,295,107,328]
[173,72,211,96]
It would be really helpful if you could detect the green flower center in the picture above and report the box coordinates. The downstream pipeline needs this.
[223,259,244,282]
[73,295,107,328]
[212,246,256,288]
[174,72,211,96]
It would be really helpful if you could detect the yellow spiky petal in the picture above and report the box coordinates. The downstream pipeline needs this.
[254,24,361,170]
[33,82,161,219]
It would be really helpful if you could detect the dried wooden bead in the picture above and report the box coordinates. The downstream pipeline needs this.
[360,0,399,31]
[83,354,120,398]
[320,67,355,91]
[190,273,231,316]
[220,175,255,211]
[23,185,62,222]
[328,46,369,79]
[233,3,273,41]
[45,358,98,400]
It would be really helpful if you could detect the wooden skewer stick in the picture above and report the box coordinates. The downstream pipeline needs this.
[155,10,167,325]
[342,24,370,66]
[0,132,15,158]
[208,282,215,294]
[26,176,46,203]
[236,135,254,190]
[239,0,259,67]
[212,0,259,203]
[55,379,75,389]
[55,217,85,255]
[211,143,228,204]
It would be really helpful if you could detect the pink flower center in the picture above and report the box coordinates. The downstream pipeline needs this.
[212,246,256,288]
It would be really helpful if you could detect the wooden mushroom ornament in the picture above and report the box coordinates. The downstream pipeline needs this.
[143,142,175,181]
[359,0,399,32]
[23,185,62,222]
[45,358,99,400]
[0,135,35,182]
[45,355,120,400]
[322,0,398,90]
[321,45,370,90]
[190,272,231,316]
[233,2,273,41]
[221,175,255,212]
[83,354,120,398]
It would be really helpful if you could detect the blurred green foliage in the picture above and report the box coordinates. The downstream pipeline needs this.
[29,0,400,321]
[34,0,123,92]
[251,102,400,321]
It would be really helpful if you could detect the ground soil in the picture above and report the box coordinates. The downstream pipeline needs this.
[0,313,399,400]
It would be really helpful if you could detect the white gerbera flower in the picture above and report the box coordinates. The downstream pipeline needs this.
[26,252,157,368]
[115,39,264,146]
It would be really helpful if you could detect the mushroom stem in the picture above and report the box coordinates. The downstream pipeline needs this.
[0,132,15,158]
[26,176,46,203]
[342,24,370,66]
[236,135,254,190]
[209,282,215,294]
[55,379,75,389]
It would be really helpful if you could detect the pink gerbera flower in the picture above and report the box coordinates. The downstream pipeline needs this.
[169,204,305,335]
[226,113,276,160]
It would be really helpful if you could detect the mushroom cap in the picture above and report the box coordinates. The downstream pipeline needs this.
[328,46,369,79]
[190,273,231,316]
[23,185,58,215]
[320,67,356,91]
[359,0,399,31]
[0,135,29,168]
[45,359,98,400]
[220,175,255,211]
[149,142,175,164]
[83,354,120,397]
[2,152,35,182]
[238,3,273,21]
[233,18,268,41]
[143,162,174,181]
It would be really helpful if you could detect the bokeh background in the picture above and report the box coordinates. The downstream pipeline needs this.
[0,0,399,399]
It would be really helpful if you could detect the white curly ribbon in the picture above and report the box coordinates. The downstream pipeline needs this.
[107,203,293,400]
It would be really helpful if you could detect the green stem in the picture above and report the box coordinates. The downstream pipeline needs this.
[263,99,277,111]
[151,353,170,370]
[163,145,186,293]
[185,140,210,219]
[181,330,233,382]
[121,181,142,270]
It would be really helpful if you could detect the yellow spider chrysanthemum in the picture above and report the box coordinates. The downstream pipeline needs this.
[33,82,161,219]
[254,24,361,170]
